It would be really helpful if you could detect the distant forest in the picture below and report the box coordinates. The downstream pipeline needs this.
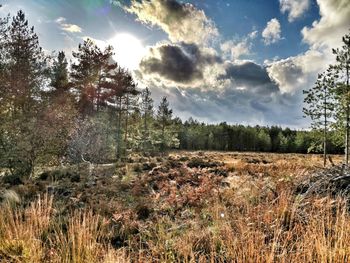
[0,10,347,178]
[176,121,342,153]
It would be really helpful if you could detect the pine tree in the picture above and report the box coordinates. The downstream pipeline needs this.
[156,96,179,152]
[71,39,118,115]
[123,77,139,155]
[0,10,48,177]
[303,67,336,166]
[50,51,69,96]
[5,10,47,115]
[257,129,271,152]
[333,31,350,164]
[140,87,154,151]
[95,45,119,111]
[104,67,136,160]
[0,11,9,114]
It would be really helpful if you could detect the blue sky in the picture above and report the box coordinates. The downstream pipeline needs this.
[1,0,349,128]
[188,0,319,62]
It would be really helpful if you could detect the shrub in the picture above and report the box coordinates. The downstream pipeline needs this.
[187,158,220,169]
[38,169,80,182]
[1,173,23,185]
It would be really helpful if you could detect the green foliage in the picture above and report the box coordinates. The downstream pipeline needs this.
[303,68,336,130]
[50,51,69,94]
[177,122,345,154]
[257,129,271,152]
[302,31,350,161]
[140,87,154,152]
[156,97,179,152]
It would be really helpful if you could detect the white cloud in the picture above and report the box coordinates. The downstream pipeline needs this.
[248,30,258,39]
[221,40,250,59]
[302,0,350,49]
[125,0,218,45]
[55,17,82,33]
[280,0,310,22]
[268,0,350,94]
[262,18,282,45]
[221,30,258,59]
[266,50,326,94]
[0,4,9,14]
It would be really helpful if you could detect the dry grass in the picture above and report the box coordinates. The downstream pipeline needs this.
[0,152,349,262]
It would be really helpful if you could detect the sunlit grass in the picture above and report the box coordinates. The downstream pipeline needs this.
[0,152,349,262]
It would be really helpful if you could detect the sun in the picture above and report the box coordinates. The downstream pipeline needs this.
[108,33,146,70]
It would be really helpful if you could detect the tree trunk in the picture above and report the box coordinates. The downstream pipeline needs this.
[346,105,349,165]
[124,93,129,155]
[97,76,101,112]
[161,118,165,153]
[143,109,148,151]
[346,67,349,165]
[144,110,148,134]
[324,85,327,167]
[116,96,122,160]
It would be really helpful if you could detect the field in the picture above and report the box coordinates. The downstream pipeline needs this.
[0,151,349,262]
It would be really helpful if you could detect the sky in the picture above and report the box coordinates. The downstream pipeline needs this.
[1,0,349,128]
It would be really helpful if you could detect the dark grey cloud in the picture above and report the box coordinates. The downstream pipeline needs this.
[220,61,280,94]
[139,43,221,84]
[222,61,272,85]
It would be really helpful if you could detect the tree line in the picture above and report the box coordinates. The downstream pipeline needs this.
[0,9,348,179]
[176,121,343,154]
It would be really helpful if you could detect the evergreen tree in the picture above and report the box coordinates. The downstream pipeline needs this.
[104,67,136,160]
[123,78,139,155]
[333,32,350,164]
[156,97,178,152]
[140,87,154,151]
[71,39,118,115]
[0,11,9,116]
[5,10,47,114]
[0,10,48,177]
[303,67,336,166]
[257,129,271,152]
[50,51,69,96]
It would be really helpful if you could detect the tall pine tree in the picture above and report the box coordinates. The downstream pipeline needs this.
[71,39,118,115]
[303,67,336,166]
[156,96,179,153]
[333,32,350,164]
[140,87,154,151]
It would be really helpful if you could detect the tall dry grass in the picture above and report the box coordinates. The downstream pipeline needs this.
[0,152,349,262]
[0,193,349,262]
[0,195,126,263]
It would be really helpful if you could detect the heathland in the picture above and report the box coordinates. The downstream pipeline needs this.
[1,151,349,262]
